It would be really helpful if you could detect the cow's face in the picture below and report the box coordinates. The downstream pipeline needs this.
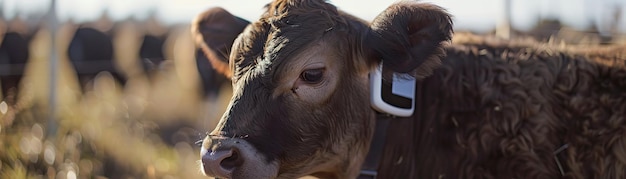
[193,0,452,178]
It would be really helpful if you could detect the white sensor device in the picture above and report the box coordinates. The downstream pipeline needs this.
[370,63,416,117]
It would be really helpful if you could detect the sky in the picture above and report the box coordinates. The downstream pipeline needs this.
[1,0,625,33]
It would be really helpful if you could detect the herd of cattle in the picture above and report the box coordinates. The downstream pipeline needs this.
[0,15,234,178]
[0,16,228,107]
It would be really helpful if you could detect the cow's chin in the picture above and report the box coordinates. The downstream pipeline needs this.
[229,160,280,179]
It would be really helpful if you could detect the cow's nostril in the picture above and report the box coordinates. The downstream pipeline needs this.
[202,148,238,178]
[220,148,243,170]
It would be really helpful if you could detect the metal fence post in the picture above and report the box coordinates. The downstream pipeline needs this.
[47,0,58,137]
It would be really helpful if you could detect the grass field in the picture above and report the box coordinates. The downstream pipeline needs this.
[0,25,233,179]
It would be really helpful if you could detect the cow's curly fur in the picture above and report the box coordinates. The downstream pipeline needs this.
[195,0,626,178]
[379,40,626,178]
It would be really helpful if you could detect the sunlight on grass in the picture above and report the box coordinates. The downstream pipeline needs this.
[0,24,232,178]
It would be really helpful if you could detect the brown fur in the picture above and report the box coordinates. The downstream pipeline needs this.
[195,0,626,178]
[379,42,626,178]
[199,0,377,178]
[191,7,249,78]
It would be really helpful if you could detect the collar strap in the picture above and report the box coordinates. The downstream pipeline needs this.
[358,113,392,179]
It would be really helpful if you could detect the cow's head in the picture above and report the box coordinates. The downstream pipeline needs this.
[193,0,452,178]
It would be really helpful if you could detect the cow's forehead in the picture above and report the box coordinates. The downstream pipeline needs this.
[232,1,366,84]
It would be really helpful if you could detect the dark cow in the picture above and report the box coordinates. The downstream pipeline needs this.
[195,48,229,98]
[138,33,176,83]
[0,31,29,104]
[140,34,166,61]
[139,34,167,72]
[195,0,626,178]
[68,27,125,90]
[68,27,168,89]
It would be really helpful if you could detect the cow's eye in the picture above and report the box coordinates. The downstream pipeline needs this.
[300,69,324,84]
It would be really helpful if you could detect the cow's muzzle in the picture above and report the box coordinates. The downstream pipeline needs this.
[201,137,279,179]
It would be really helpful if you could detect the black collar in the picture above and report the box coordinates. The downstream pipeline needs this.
[358,113,392,179]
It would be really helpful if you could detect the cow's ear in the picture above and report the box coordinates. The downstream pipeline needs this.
[192,7,250,79]
[366,2,453,79]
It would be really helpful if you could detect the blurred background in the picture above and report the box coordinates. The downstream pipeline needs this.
[0,0,624,178]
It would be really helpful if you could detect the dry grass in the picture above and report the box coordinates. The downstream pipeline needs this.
[0,25,233,179]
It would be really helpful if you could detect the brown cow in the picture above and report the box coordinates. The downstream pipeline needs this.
[194,0,626,178]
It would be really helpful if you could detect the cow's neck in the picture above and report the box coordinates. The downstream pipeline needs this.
[372,69,447,178]
[357,74,432,179]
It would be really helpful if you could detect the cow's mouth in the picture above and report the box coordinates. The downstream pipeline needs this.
[201,137,280,178]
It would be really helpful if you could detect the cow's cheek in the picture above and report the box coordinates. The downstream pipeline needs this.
[293,85,328,104]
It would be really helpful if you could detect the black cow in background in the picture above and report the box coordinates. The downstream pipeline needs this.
[68,26,172,91]
[139,34,167,75]
[191,8,249,99]
[67,27,124,90]
[62,12,233,99]
[140,34,165,61]
[195,48,228,99]
[0,31,30,104]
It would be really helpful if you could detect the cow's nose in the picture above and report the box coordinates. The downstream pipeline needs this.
[201,147,243,178]
[201,137,279,178]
